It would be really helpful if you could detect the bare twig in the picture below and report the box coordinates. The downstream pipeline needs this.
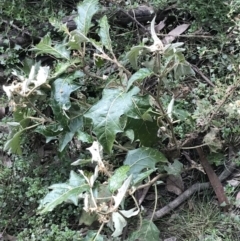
[152,182,210,220]
[119,9,150,34]
[157,33,215,39]
[136,173,167,191]
[197,147,229,207]
[191,65,215,87]
[151,152,236,220]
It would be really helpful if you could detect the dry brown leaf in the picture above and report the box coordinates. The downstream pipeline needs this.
[0,233,17,241]
[0,107,6,119]
[155,18,166,32]
[166,174,184,195]
[164,237,177,241]
[235,191,240,207]
[162,24,190,44]
[227,179,240,187]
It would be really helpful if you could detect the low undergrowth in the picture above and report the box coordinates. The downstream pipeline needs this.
[1,0,240,240]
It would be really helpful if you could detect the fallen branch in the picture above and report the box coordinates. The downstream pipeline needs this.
[197,147,229,206]
[152,182,210,220]
[191,65,215,87]
[151,155,237,220]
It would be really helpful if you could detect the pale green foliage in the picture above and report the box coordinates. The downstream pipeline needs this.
[127,219,160,241]
[38,142,141,238]
[164,160,183,176]
[124,147,167,176]
[32,34,70,59]
[38,171,89,214]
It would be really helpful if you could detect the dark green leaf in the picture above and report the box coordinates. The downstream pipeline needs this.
[124,147,167,175]
[126,95,151,119]
[35,124,63,139]
[69,116,83,133]
[127,68,152,91]
[126,118,159,146]
[127,45,146,70]
[32,34,70,59]
[38,171,88,214]
[164,160,183,176]
[50,59,82,79]
[52,78,80,111]
[50,99,69,129]
[58,131,75,152]
[127,219,160,241]
[84,87,140,153]
[4,129,22,155]
[76,130,93,143]
[132,170,154,186]
[108,165,130,193]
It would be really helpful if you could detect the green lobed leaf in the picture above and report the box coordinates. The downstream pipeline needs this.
[57,116,83,152]
[35,124,63,140]
[164,159,183,176]
[68,30,89,49]
[69,116,84,133]
[127,219,160,241]
[124,147,167,176]
[99,15,112,52]
[38,171,88,214]
[126,45,147,70]
[69,29,103,52]
[31,34,70,59]
[50,99,69,129]
[50,59,82,79]
[127,68,153,91]
[84,87,140,153]
[4,130,23,155]
[108,165,130,193]
[125,95,152,119]
[49,17,69,34]
[126,118,159,146]
[132,169,155,186]
[173,62,195,79]
[74,0,99,35]
[52,78,80,111]
[76,130,93,143]
[58,131,75,152]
